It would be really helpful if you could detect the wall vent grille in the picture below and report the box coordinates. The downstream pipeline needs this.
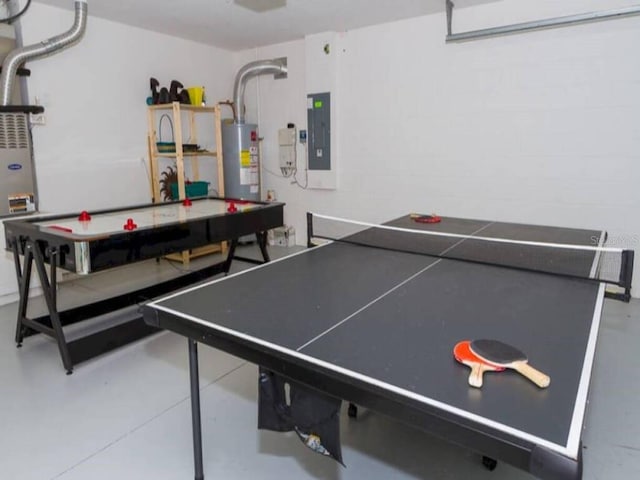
[0,113,29,150]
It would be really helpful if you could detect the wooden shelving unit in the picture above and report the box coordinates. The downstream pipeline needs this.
[147,102,226,264]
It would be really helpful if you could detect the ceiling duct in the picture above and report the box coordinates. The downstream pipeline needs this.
[233,58,287,124]
[0,0,88,106]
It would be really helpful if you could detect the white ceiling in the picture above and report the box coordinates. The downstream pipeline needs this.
[32,0,493,51]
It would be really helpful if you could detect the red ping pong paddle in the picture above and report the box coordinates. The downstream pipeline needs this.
[469,339,550,388]
[410,213,441,224]
[453,340,504,388]
[48,225,73,233]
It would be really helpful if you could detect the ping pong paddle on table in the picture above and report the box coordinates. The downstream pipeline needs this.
[410,213,441,224]
[453,341,504,388]
[469,339,551,388]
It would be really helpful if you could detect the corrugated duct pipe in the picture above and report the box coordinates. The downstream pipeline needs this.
[233,59,287,124]
[0,0,88,106]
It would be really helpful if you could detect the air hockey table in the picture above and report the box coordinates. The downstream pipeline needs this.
[4,197,284,373]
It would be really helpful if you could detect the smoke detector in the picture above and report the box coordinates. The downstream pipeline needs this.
[234,0,287,13]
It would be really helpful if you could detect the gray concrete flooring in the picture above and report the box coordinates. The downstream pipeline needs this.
[0,245,638,480]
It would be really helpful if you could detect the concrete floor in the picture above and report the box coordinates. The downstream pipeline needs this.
[0,244,638,480]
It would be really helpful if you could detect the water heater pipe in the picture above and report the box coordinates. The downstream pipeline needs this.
[233,58,287,124]
[0,0,88,106]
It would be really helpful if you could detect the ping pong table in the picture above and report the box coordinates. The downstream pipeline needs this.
[142,213,634,480]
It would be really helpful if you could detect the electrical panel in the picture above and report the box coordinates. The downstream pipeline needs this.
[307,92,330,171]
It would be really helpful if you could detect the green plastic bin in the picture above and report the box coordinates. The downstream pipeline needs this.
[170,181,209,199]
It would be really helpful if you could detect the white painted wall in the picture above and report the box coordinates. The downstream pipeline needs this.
[0,3,234,302]
[22,3,234,211]
[1,1,637,301]
[241,0,640,296]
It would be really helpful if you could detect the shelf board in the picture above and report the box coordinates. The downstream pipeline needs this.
[148,103,218,113]
[165,242,227,264]
[155,151,218,158]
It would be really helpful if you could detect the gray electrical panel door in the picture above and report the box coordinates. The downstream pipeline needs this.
[307,92,330,170]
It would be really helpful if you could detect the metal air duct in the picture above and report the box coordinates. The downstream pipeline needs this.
[232,58,287,124]
[0,0,88,106]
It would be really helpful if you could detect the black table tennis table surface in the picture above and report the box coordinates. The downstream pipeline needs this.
[143,215,608,480]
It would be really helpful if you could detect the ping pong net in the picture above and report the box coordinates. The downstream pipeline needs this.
[307,213,634,298]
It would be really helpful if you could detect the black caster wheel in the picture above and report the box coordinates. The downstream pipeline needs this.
[347,403,358,418]
[482,456,498,471]
[16,343,22,348]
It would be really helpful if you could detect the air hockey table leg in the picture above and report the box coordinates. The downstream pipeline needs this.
[256,231,270,262]
[31,245,74,374]
[12,241,33,347]
[223,239,238,274]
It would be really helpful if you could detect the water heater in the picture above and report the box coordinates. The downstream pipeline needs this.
[222,122,260,200]
[222,58,287,201]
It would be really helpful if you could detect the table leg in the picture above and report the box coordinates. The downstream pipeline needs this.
[222,239,238,274]
[13,241,33,346]
[227,233,271,267]
[256,232,270,262]
[31,243,73,374]
[188,339,205,480]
